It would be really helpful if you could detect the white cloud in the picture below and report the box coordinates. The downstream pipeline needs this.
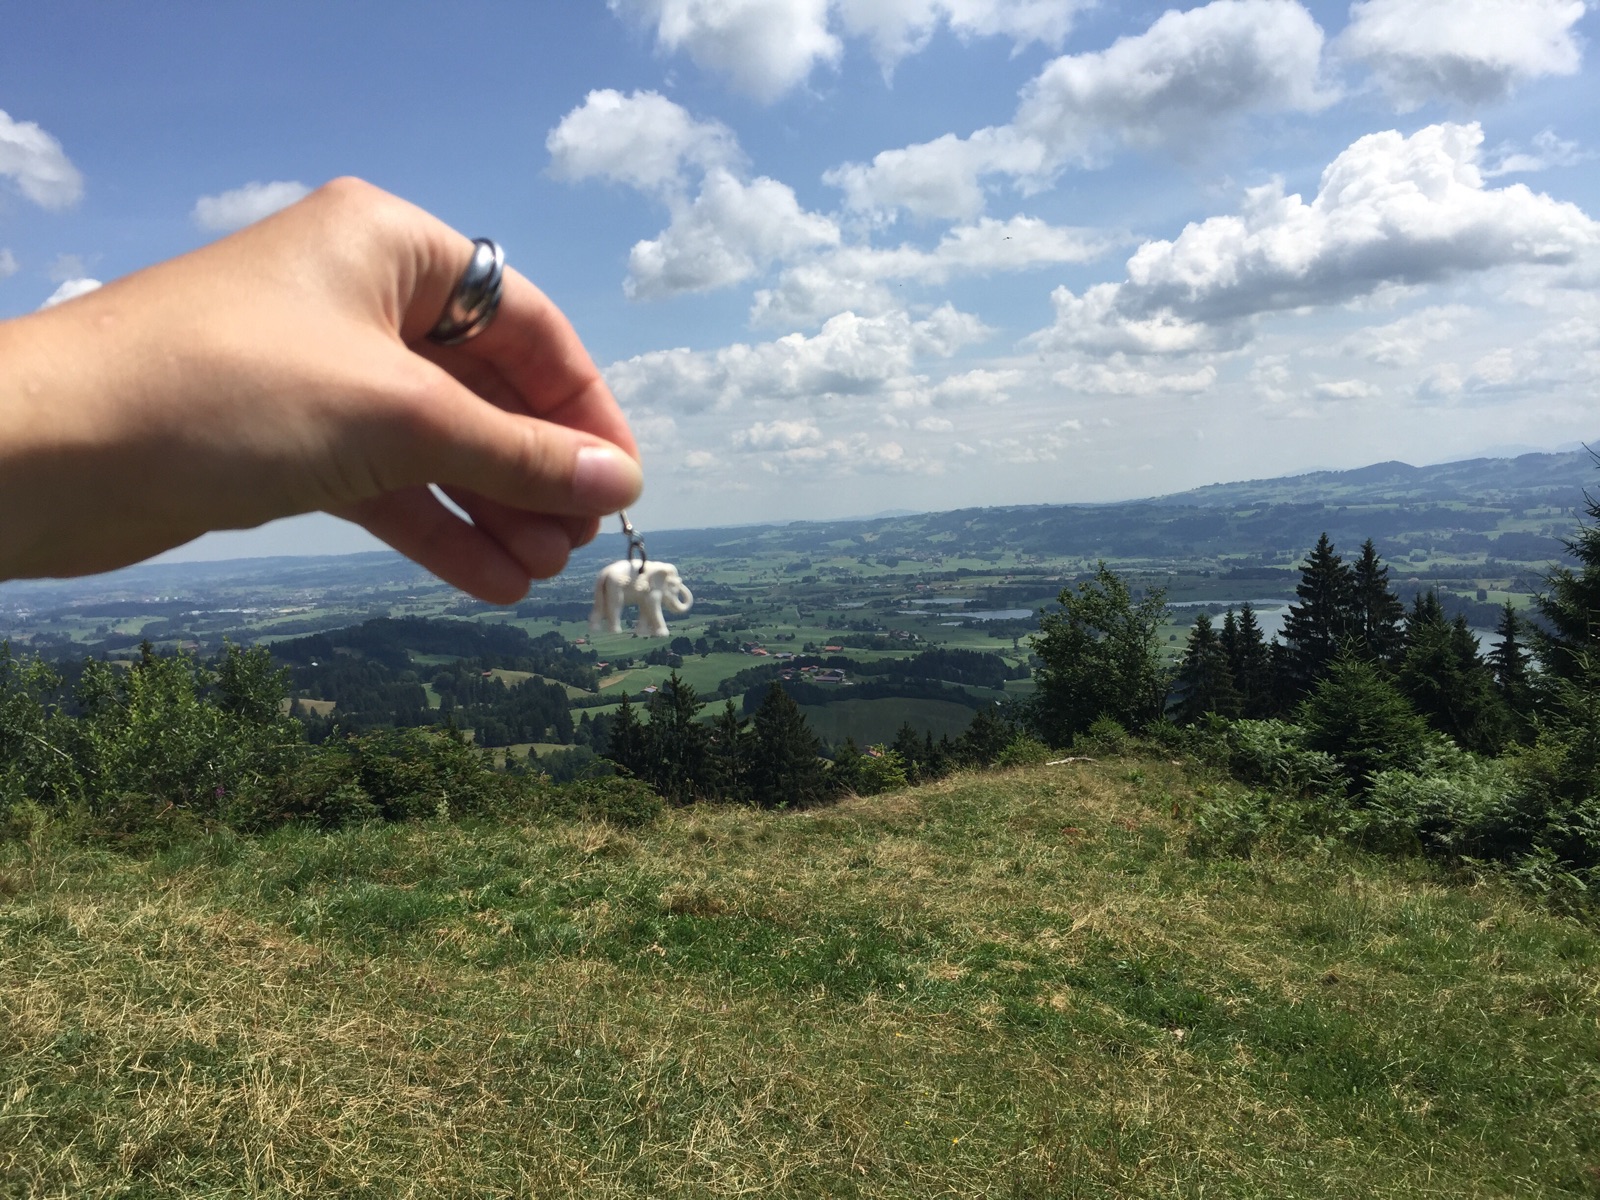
[914,414,954,432]
[1035,123,1599,354]
[606,304,991,413]
[0,110,83,210]
[1312,378,1382,400]
[1334,304,1473,366]
[930,367,1024,407]
[546,89,738,193]
[628,169,840,298]
[683,449,720,469]
[733,418,825,449]
[39,278,102,309]
[834,0,1087,69]
[610,0,841,102]
[0,249,16,279]
[1340,0,1585,111]
[752,214,1111,325]
[826,0,1332,220]
[1053,359,1219,395]
[1485,130,1589,177]
[192,181,310,232]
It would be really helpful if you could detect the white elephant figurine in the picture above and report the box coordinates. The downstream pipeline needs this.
[589,560,693,638]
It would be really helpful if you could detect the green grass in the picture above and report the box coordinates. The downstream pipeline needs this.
[4,760,1599,1196]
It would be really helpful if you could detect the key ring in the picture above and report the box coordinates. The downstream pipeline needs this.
[618,511,647,574]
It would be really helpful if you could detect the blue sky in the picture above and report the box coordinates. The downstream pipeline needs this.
[3,0,1598,563]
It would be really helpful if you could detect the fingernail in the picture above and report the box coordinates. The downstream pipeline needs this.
[573,446,643,511]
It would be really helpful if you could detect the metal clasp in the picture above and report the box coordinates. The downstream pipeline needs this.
[619,511,647,574]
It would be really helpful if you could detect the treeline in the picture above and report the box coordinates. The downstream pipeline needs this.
[1024,469,1600,900]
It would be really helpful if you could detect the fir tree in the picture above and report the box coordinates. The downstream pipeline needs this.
[1351,539,1405,664]
[747,682,826,808]
[1487,601,1535,738]
[1398,601,1507,755]
[892,722,926,782]
[1221,603,1275,718]
[1299,654,1431,790]
[708,699,751,803]
[643,672,710,803]
[1279,534,1357,697]
[604,693,648,779]
[1175,612,1240,723]
[1534,459,1600,685]
[958,704,1012,766]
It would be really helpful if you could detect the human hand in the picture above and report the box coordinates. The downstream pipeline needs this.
[0,177,642,603]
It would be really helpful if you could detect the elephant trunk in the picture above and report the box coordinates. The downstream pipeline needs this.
[663,582,693,614]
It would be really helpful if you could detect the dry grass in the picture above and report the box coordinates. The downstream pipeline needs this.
[3,758,1598,1197]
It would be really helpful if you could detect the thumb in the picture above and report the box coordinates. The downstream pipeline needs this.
[397,362,644,517]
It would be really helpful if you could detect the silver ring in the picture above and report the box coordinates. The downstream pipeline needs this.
[429,238,504,345]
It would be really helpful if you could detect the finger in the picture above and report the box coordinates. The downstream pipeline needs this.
[392,361,643,518]
[439,486,575,579]
[335,485,532,605]
[406,247,639,458]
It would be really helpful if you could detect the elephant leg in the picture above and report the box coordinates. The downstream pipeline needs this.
[635,592,669,638]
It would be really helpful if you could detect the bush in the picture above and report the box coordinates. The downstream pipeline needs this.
[1073,716,1131,756]
[545,776,663,828]
[994,736,1053,768]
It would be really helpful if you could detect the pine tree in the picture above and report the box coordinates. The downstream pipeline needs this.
[958,704,1012,766]
[892,722,926,782]
[747,682,825,808]
[1175,612,1240,723]
[1487,601,1534,738]
[642,672,710,803]
[1534,460,1600,685]
[1398,601,1506,755]
[1299,654,1431,789]
[1221,604,1275,718]
[707,699,751,803]
[604,693,648,779]
[1279,534,1357,698]
[1351,539,1405,664]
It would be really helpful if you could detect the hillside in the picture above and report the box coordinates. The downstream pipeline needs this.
[4,758,1597,1197]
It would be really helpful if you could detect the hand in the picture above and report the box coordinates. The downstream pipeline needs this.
[0,177,643,603]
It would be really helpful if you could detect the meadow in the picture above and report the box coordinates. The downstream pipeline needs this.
[4,755,1597,1197]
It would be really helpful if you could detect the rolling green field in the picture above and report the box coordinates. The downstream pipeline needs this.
[4,756,1598,1197]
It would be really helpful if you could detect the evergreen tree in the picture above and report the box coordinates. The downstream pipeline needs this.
[642,672,710,803]
[746,682,826,808]
[1534,460,1600,685]
[1174,612,1240,723]
[1397,597,1506,754]
[1279,534,1357,697]
[892,722,926,782]
[1351,539,1405,664]
[708,699,751,803]
[1218,604,1274,718]
[604,693,648,779]
[1487,602,1535,738]
[1030,563,1169,745]
[1299,654,1431,790]
[958,704,1012,766]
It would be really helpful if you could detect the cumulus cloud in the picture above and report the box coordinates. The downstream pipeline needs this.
[733,418,825,449]
[546,89,738,193]
[1340,0,1585,110]
[751,214,1111,325]
[1312,378,1382,400]
[628,169,840,298]
[1053,359,1218,395]
[1485,130,1589,177]
[1035,123,1599,354]
[1334,304,1473,366]
[605,304,991,413]
[610,0,1086,97]
[192,181,310,232]
[610,0,841,102]
[826,0,1333,220]
[930,367,1024,407]
[835,0,1087,69]
[0,249,16,280]
[0,110,83,209]
[39,278,102,309]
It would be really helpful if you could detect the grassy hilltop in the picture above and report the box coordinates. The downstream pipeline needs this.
[5,756,1598,1198]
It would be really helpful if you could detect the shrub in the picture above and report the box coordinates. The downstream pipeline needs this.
[994,736,1053,768]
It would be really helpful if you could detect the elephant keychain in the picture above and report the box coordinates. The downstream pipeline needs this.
[588,510,694,638]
